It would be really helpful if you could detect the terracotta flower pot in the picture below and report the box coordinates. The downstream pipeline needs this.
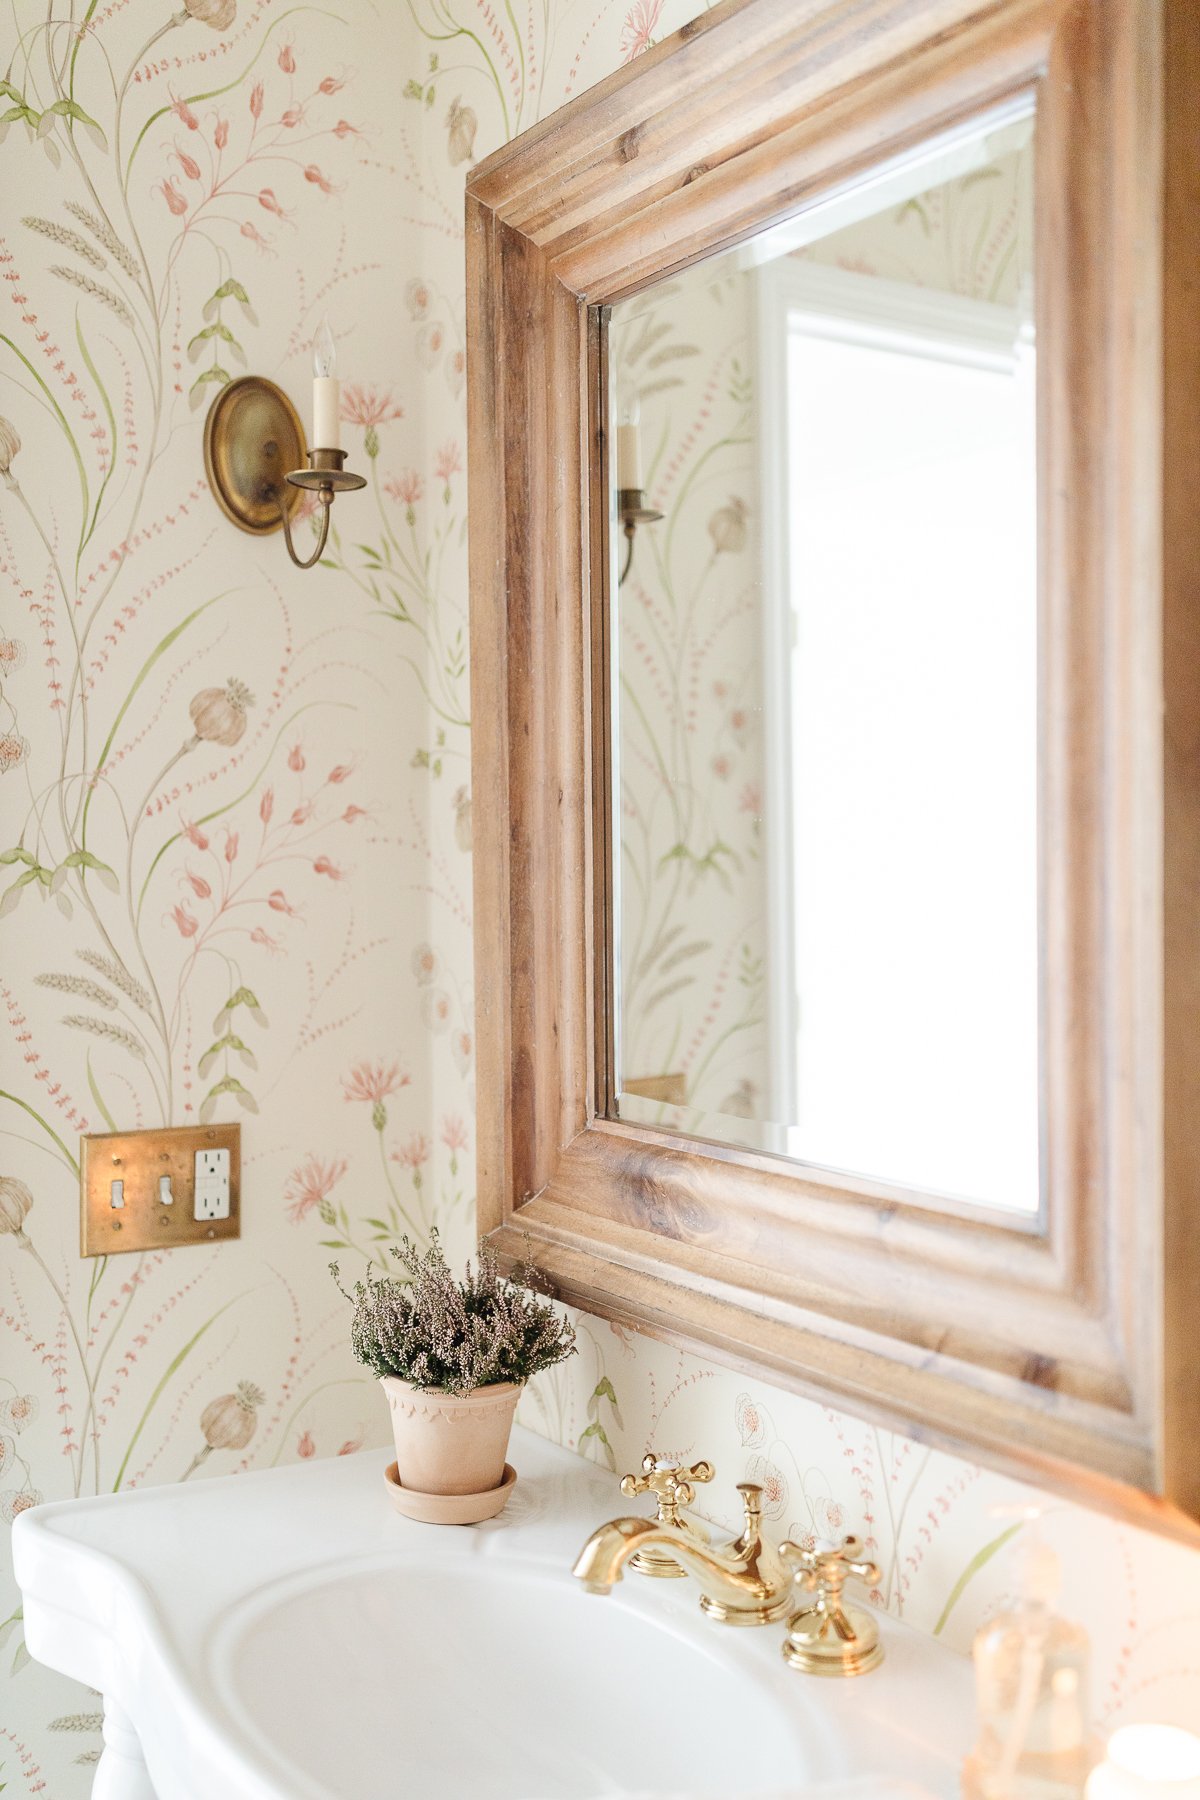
[380,1377,523,1496]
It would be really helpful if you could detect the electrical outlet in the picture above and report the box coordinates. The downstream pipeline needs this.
[80,1125,240,1257]
[194,1147,231,1221]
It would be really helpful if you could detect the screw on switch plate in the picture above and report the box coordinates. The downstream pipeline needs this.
[80,1125,240,1258]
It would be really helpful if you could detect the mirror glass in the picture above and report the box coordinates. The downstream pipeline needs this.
[609,100,1040,1215]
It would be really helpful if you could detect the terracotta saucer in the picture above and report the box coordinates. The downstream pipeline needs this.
[382,1461,517,1525]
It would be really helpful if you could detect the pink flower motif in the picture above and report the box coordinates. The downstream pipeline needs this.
[342,1061,408,1105]
[303,163,342,195]
[327,763,352,785]
[319,73,346,95]
[258,188,291,222]
[341,804,367,824]
[169,89,200,130]
[451,1028,473,1076]
[312,855,345,880]
[214,117,229,150]
[441,1114,468,1152]
[284,1152,347,1222]
[738,783,762,815]
[338,1432,364,1455]
[746,1456,788,1519]
[735,1392,765,1448]
[224,830,238,863]
[240,221,274,254]
[340,386,404,428]
[290,801,315,825]
[249,81,264,119]
[185,869,211,900]
[434,440,462,483]
[385,469,423,506]
[260,787,274,825]
[278,40,296,73]
[158,178,188,216]
[620,0,664,61]
[174,141,202,181]
[170,903,199,938]
[0,734,29,773]
[333,119,360,139]
[288,743,306,771]
[268,888,299,915]
[181,817,209,850]
[250,926,283,952]
[1,1487,44,1522]
[393,1132,430,1171]
[281,106,305,129]
[296,1429,315,1458]
[712,755,730,781]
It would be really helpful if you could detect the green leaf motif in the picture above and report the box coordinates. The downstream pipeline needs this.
[933,1522,1022,1638]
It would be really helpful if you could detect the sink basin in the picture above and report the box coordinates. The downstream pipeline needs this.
[213,1554,829,1799]
[12,1428,974,1799]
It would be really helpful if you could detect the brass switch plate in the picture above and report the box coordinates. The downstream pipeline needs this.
[80,1124,241,1258]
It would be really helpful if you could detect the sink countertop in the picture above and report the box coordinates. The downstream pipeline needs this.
[13,1425,976,1799]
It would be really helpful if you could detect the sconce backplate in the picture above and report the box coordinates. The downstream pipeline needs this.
[203,375,306,535]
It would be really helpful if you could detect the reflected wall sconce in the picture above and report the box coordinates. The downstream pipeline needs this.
[203,319,365,570]
[615,397,662,586]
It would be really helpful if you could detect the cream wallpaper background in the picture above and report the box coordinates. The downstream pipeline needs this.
[0,3,1195,1794]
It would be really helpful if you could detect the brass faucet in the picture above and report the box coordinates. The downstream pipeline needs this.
[573,1479,793,1625]
[619,1454,714,1580]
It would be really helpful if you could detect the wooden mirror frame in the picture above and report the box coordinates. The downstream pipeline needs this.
[467,0,1200,1535]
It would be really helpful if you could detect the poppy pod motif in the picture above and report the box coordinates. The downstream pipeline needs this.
[183,0,237,28]
[189,677,254,748]
[200,1380,265,1452]
[0,417,19,480]
[445,98,477,167]
[707,495,748,555]
[0,1176,32,1237]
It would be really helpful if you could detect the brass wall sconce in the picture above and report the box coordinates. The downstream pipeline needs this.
[617,487,663,586]
[203,362,364,569]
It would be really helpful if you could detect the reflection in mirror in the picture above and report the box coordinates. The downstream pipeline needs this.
[609,101,1039,1215]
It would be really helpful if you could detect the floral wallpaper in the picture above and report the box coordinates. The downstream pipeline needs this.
[612,269,768,1121]
[0,4,1195,1797]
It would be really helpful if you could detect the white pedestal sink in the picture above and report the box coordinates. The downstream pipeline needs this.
[12,1427,974,1798]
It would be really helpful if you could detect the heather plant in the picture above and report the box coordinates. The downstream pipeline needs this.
[331,1230,576,1395]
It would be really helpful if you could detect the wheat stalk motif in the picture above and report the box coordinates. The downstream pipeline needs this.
[34,973,117,1009]
[22,216,106,270]
[75,949,153,1014]
[62,1015,146,1059]
[49,265,134,329]
[63,201,141,281]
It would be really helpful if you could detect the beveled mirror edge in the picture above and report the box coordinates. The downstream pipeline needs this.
[467,0,1200,1537]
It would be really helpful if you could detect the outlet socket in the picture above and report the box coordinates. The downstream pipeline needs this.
[80,1125,240,1257]
[194,1147,232,1221]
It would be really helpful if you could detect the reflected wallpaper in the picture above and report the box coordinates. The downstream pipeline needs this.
[0,3,1196,1792]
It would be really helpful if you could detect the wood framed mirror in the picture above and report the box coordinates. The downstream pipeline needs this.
[466,0,1200,1535]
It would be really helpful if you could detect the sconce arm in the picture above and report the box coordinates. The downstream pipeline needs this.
[279,492,332,569]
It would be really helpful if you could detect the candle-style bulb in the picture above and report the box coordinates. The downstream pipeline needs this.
[312,317,337,380]
[311,317,341,451]
[616,391,642,492]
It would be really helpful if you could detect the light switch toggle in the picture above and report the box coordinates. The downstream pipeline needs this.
[158,1175,173,1204]
[110,1180,124,1209]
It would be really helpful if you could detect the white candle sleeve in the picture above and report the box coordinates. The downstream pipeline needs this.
[313,377,341,451]
[616,421,641,491]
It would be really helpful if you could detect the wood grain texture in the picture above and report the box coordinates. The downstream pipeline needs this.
[467,0,1199,1533]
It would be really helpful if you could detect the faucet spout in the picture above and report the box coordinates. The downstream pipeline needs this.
[572,1483,793,1626]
